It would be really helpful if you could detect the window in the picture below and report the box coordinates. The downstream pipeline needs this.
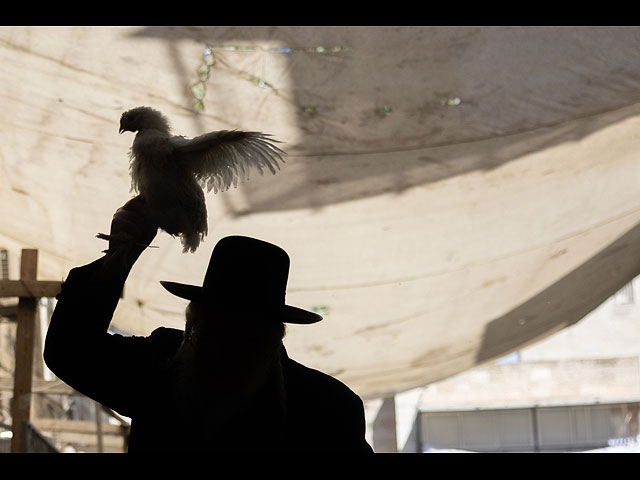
[0,249,8,280]
[615,281,635,306]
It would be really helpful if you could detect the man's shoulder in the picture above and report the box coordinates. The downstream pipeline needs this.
[149,326,184,340]
[146,327,184,357]
[282,354,361,403]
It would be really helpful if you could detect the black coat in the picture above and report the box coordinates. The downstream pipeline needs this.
[44,258,373,453]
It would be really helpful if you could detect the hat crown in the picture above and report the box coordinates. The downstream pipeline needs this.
[202,236,289,310]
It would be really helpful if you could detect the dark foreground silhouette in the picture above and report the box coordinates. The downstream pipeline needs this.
[44,196,373,452]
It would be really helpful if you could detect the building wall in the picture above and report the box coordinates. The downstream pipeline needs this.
[418,357,640,408]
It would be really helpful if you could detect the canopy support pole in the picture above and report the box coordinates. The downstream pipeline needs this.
[0,249,61,453]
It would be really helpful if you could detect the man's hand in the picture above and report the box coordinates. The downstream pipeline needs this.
[100,195,158,275]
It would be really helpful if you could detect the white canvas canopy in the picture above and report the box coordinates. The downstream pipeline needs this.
[2,26,640,397]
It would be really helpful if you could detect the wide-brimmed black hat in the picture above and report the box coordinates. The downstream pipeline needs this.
[160,236,322,324]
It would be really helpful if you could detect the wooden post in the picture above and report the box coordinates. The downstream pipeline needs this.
[95,402,104,453]
[0,249,61,453]
[10,249,38,453]
[373,396,398,453]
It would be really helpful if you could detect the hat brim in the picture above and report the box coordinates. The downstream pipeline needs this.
[159,281,323,325]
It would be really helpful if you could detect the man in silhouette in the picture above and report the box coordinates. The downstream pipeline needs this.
[44,196,373,452]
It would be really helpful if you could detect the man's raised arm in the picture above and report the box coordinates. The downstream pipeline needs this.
[43,196,158,413]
